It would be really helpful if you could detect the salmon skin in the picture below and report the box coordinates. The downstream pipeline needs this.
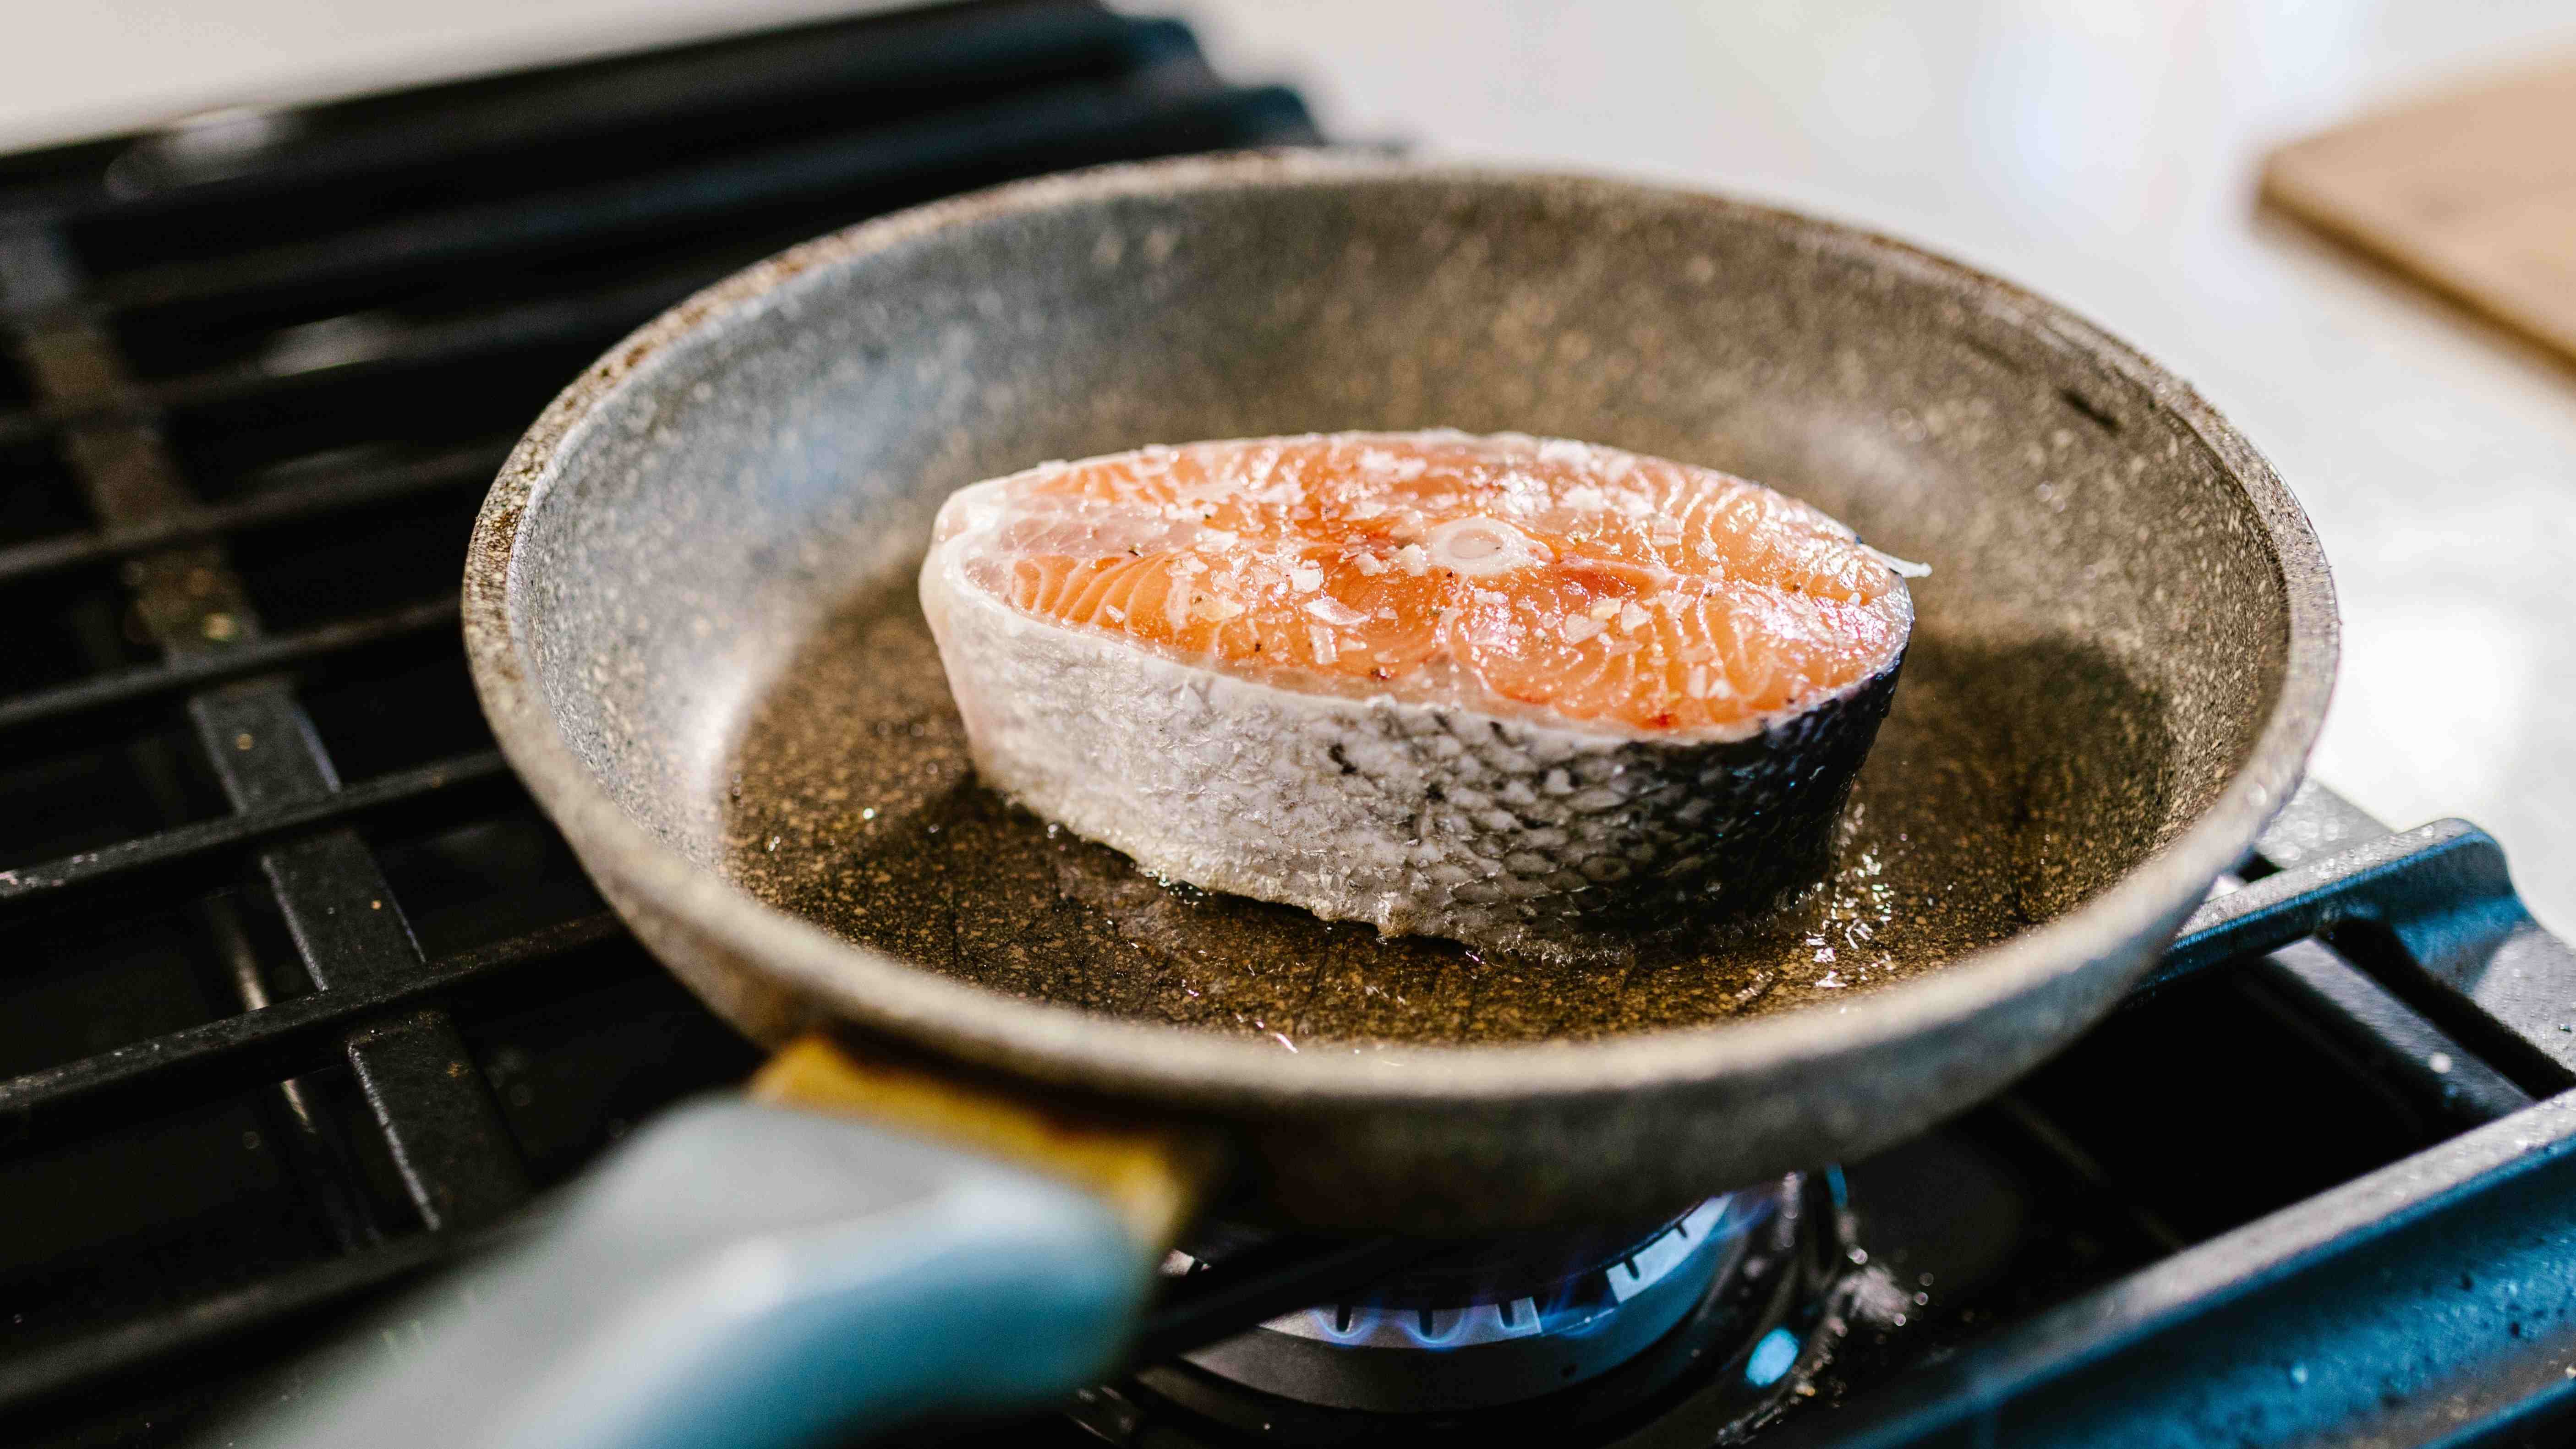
[919,431,1916,958]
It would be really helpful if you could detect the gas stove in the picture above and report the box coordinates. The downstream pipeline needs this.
[1037,793,2576,1449]
[4,5,2574,1447]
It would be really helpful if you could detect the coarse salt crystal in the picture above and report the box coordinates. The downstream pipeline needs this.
[1304,596,1369,626]
[1351,553,1388,575]
[1395,544,1430,576]
[1618,601,1650,632]
[1586,597,1621,621]
[1103,604,1126,623]
[1309,625,1338,664]
[1562,616,1607,643]
[1290,563,1324,592]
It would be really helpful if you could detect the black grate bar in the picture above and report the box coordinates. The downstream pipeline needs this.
[28,0,1144,225]
[75,59,1300,323]
[0,915,620,1150]
[1786,1094,2576,1449]
[0,749,511,909]
[0,440,506,585]
[0,1233,457,1416]
[39,263,727,435]
[0,73,1305,450]
[8,224,406,1262]
[2155,815,2576,1091]
[0,595,457,747]
[342,1007,535,1229]
[0,228,529,1234]
[2243,941,2533,1128]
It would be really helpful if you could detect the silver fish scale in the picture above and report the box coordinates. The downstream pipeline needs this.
[1346,672,1903,951]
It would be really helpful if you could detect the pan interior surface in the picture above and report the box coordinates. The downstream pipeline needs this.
[716,580,2147,1044]
[511,160,2293,1051]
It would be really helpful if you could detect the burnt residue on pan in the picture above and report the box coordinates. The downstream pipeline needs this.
[715,576,2172,1048]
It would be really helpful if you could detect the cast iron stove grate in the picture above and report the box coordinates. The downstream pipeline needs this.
[2,5,2574,1448]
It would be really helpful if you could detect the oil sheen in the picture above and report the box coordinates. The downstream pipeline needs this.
[717,579,2152,1049]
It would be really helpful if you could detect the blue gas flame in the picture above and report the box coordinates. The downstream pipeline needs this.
[1746,1327,1800,1386]
[1293,1188,1777,1353]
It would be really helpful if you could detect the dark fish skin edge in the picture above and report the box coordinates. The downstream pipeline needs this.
[1625,649,1906,937]
[1349,648,1910,963]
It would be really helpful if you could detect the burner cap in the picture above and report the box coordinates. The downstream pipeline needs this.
[1170,1192,1770,1413]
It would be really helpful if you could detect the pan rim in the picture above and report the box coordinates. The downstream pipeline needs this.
[463,148,2336,1109]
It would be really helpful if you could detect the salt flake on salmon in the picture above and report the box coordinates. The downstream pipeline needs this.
[920,430,1915,957]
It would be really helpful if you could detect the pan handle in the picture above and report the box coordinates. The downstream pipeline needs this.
[222,1040,1214,1449]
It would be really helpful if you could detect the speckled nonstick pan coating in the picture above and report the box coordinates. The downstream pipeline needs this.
[462,152,2335,1235]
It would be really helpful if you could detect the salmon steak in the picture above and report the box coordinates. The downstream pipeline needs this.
[919,430,1917,957]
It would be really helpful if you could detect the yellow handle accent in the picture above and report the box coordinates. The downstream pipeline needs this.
[751,1035,1220,1251]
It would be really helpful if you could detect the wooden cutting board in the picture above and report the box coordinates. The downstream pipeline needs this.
[2262,56,2576,364]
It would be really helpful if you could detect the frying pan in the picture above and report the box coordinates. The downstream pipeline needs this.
[240,152,2333,1449]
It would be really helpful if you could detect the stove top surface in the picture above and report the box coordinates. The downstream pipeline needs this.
[2,6,2573,1448]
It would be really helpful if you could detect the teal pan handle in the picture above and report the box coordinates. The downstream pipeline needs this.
[224,1096,1167,1449]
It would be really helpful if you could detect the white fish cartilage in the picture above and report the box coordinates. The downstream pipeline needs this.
[1865,546,1933,579]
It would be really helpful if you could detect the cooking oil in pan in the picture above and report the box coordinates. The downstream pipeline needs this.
[716,581,2168,1047]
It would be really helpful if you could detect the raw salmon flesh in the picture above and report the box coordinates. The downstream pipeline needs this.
[919,430,1915,957]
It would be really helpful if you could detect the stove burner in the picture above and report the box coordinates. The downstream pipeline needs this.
[1097,1174,1845,1444]
[1173,1196,1756,1412]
